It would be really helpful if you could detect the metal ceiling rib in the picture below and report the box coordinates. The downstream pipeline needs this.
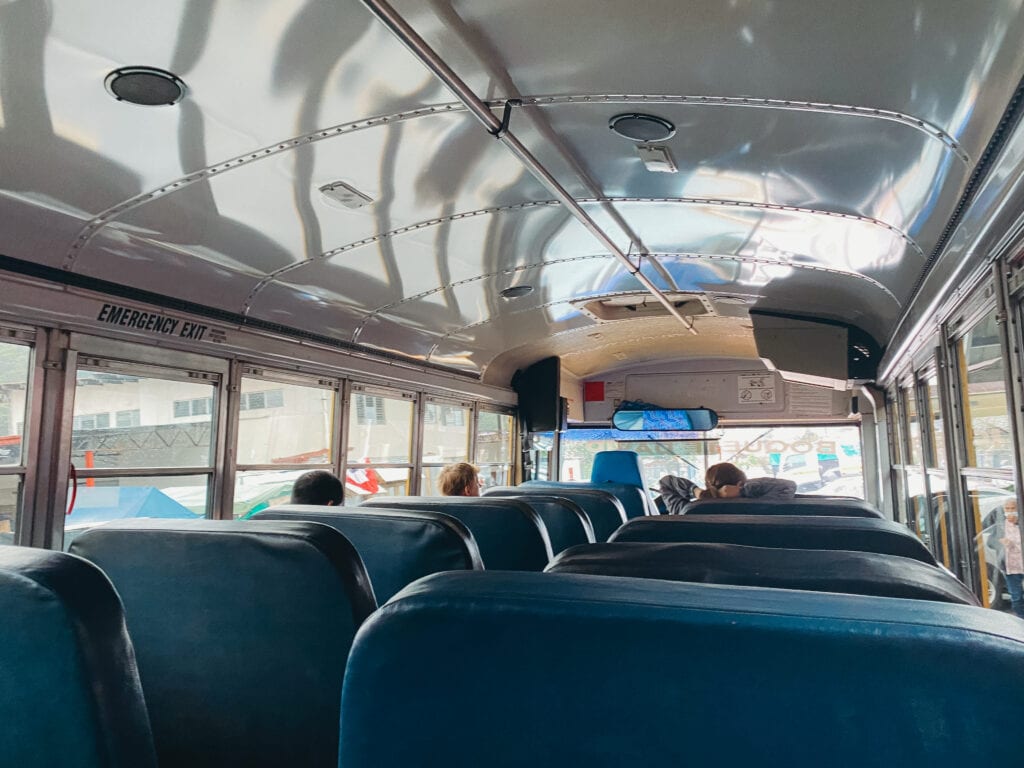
[356,0,698,335]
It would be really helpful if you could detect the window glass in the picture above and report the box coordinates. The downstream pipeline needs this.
[902,388,922,466]
[924,375,946,469]
[232,469,306,518]
[0,343,30,466]
[422,402,470,463]
[72,371,215,469]
[888,390,904,466]
[344,467,409,505]
[967,477,1017,614]
[237,379,335,465]
[348,393,412,463]
[905,469,930,546]
[958,309,1012,469]
[0,475,22,545]
[557,425,863,497]
[64,474,208,548]
[927,471,954,570]
[475,411,514,464]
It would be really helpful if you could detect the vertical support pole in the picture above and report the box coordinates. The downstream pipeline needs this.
[24,329,75,549]
[213,360,241,520]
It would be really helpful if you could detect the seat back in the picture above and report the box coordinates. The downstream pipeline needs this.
[681,497,883,518]
[0,546,157,768]
[546,542,976,604]
[610,514,937,565]
[70,520,375,768]
[340,571,1021,767]
[591,450,645,486]
[521,480,650,520]
[486,486,626,541]
[361,497,552,570]
[488,495,595,555]
[254,505,483,602]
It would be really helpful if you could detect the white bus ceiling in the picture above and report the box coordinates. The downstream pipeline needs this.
[3,2,1024,385]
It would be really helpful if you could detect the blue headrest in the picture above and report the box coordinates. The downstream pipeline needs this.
[521,480,649,521]
[362,497,552,570]
[0,546,157,767]
[254,505,483,602]
[70,520,375,768]
[682,497,883,518]
[546,542,977,604]
[610,514,936,565]
[340,571,1024,766]
[487,486,626,541]
[591,450,645,487]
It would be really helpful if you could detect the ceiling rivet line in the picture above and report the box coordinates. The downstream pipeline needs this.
[509,94,968,163]
[60,101,470,270]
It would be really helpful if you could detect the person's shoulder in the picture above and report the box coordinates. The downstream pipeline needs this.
[741,477,797,499]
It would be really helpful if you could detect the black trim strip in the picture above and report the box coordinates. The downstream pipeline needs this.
[909,73,1024,300]
[0,253,481,380]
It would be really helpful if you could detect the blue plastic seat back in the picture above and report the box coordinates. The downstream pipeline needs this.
[487,495,595,555]
[486,486,626,541]
[69,520,375,768]
[362,497,552,570]
[0,546,157,768]
[681,496,883,518]
[610,514,936,565]
[253,505,483,602]
[591,450,645,487]
[340,571,1024,767]
[546,542,977,604]
[521,480,649,521]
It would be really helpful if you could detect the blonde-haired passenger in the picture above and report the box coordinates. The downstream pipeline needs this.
[438,462,481,497]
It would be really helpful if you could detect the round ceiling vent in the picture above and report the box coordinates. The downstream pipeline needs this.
[609,113,676,142]
[105,66,187,106]
[500,285,534,300]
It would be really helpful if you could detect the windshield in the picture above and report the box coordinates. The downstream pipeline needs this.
[555,424,864,498]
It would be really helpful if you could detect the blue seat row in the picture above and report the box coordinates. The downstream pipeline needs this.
[486,485,626,541]
[339,571,1024,767]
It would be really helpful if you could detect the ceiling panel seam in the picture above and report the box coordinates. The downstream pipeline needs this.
[508,94,968,164]
[59,101,470,271]
[246,195,922,318]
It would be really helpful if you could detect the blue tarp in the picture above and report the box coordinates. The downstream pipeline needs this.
[66,486,200,525]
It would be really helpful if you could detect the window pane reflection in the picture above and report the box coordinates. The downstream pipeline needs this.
[237,380,334,465]
[902,388,922,466]
[476,412,513,464]
[72,372,215,469]
[348,393,412,464]
[0,475,21,545]
[925,376,946,470]
[344,467,409,505]
[958,310,1012,469]
[422,403,469,463]
[968,477,1017,614]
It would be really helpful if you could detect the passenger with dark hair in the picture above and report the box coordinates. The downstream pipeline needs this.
[698,462,796,501]
[438,462,480,497]
[290,470,344,506]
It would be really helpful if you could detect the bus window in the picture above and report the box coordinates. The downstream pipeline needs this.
[957,308,1012,470]
[345,389,414,504]
[233,374,338,518]
[0,341,30,543]
[65,368,217,544]
[421,401,472,496]
[475,411,515,489]
[967,476,1017,613]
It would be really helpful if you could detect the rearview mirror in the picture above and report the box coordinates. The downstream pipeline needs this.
[611,407,719,432]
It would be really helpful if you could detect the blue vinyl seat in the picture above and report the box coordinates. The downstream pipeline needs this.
[253,505,483,602]
[546,542,977,604]
[0,545,157,768]
[610,514,937,565]
[521,480,651,520]
[362,496,552,570]
[339,571,1024,767]
[474,494,594,555]
[486,485,626,542]
[69,520,375,768]
[681,496,883,518]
